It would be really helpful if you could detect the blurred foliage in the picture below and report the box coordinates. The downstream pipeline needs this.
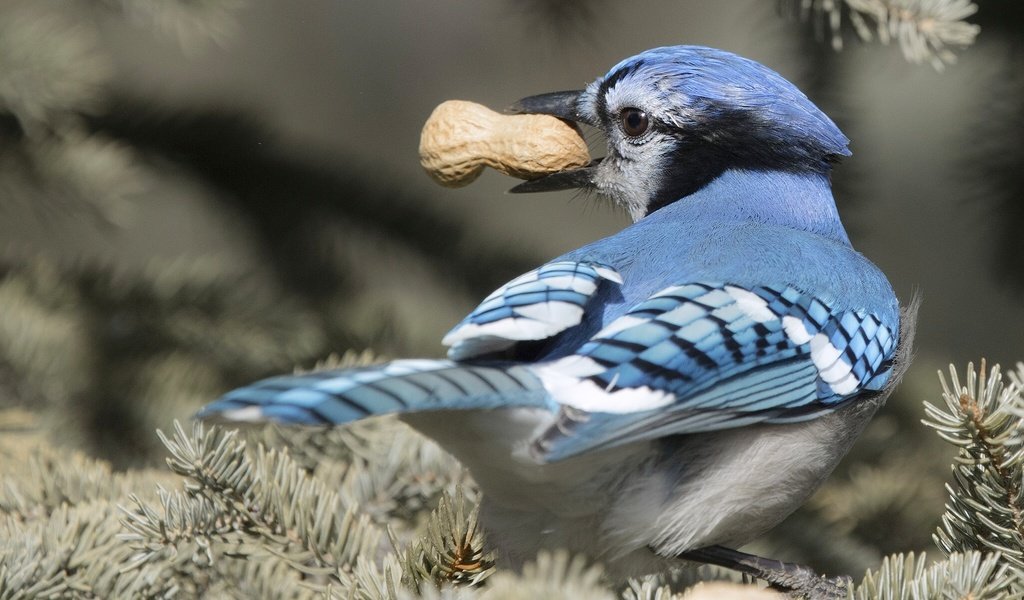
[84,99,537,301]
[925,361,1024,569]
[977,64,1024,291]
[782,0,979,70]
[0,0,536,466]
[1,0,1021,599]
[0,257,326,464]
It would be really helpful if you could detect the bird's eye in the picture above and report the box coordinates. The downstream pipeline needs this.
[619,107,649,138]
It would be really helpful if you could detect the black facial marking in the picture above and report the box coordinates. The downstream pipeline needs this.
[644,104,842,216]
[596,60,646,118]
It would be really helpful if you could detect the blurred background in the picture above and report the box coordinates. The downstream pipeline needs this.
[0,0,1020,577]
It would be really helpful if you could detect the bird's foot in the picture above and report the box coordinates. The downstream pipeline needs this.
[677,545,851,600]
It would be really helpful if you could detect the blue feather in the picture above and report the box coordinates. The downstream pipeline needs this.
[198,361,551,425]
[442,260,621,360]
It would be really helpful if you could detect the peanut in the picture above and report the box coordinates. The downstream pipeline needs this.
[419,100,590,188]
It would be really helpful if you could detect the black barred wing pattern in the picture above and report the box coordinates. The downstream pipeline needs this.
[443,260,622,360]
[532,282,896,461]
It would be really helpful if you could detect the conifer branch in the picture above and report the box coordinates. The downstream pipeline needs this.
[792,0,980,69]
[923,361,1024,571]
[401,486,495,590]
[481,550,613,600]
[121,421,386,580]
[852,551,1019,599]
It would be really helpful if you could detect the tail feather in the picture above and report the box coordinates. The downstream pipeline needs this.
[197,359,550,425]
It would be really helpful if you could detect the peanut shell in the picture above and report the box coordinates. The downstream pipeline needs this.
[419,100,590,188]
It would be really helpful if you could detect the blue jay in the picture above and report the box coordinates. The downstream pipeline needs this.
[200,46,915,595]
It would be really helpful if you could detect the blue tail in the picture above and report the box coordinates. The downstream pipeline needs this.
[197,359,550,425]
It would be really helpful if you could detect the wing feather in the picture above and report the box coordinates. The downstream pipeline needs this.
[443,260,622,360]
[530,282,897,461]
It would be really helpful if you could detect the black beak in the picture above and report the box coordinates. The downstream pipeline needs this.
[505,90,601,194]
[506,90,590,124]
[509,159,603,193]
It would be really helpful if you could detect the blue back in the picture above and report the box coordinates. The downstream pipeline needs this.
[549,169,898,357]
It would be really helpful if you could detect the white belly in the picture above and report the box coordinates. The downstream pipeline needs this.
[401,400,880,579]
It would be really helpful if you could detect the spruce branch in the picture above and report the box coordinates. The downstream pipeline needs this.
[119,487,240,570]
[205,553,317,600]
[396,584,476,600]
[852,551,1019,599]
[123,421,385,580]
[623,567,751,600]
[0,423,176,522]
[923,361,1024,571]
[0,256,331,463]
[622,577,684,600]
[401,486,495,590]
[791,0,979,69]
[334,553,404,600]
[336,419,476,524]
[481,550,613,600]
[0,502,180,599]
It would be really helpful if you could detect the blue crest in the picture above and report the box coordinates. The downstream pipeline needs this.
[586,46,850,169]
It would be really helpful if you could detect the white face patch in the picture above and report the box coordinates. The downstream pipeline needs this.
[593,154,663,222]
[591,78,682,222]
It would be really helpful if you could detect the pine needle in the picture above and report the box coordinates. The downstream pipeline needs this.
[789,0,980,70]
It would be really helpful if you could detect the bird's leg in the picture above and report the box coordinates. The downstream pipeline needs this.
[677,545,852,600]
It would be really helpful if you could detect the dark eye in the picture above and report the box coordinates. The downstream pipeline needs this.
[619,107,649,137]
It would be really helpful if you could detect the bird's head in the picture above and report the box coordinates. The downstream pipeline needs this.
[509,46,851,221]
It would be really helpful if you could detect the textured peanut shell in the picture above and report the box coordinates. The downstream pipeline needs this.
[419,100,590,188]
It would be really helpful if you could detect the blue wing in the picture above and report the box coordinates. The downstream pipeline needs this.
[530,282,897,461]
[443,260,622,360]
[199,260,618,427]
